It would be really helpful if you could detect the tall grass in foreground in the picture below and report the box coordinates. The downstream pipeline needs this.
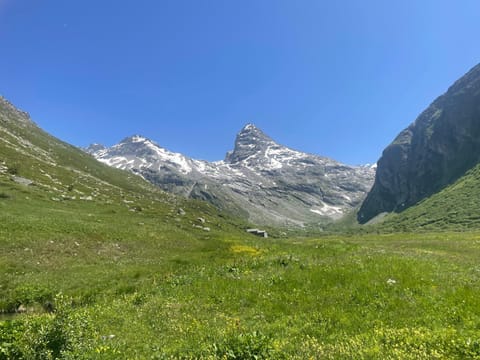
[2,229,480,358]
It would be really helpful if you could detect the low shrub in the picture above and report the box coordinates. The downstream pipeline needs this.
[0,294,120,360]
[211,330,274,359]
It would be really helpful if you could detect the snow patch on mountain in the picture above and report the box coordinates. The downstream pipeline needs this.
[310,203,344,217]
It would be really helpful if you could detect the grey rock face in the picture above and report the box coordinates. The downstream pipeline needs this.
[225,124,275,164]
[359,63,480,223]
[0,96,34,126]
[89,124,375,226]
[84,143,106,154]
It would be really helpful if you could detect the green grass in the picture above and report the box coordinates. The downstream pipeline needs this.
[3,196,480,359]
[378,163,480,232]
[2,101,480,358]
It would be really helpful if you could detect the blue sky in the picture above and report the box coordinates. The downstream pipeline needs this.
[1,0,480,164]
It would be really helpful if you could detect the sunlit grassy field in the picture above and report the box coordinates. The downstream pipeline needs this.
[2,187,480,359]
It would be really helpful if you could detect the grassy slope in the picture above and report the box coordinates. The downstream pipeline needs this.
[0,99,252,310]
[378,163,480,232]
[322,162,480,234]
[1,102,480,358]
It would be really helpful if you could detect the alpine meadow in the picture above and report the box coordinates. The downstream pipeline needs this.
[3,2,480,359]
[2,62,480,358]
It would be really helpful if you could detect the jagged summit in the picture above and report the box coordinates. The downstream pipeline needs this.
[243,123,257,130]
[90,134,194,175]
[90,124,375,226]
[112,135,162,155]
[238,123,272,140]
[87,135,161,158]
[85,143,106,154]
[120,135,151,144]
[225,123,275,163]
[225,124,293,167]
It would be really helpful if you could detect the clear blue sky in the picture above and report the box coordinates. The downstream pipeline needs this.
[1,0,480,164]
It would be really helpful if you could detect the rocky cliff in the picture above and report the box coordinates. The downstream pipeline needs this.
[0,96,34,126]
[359,63,480,223]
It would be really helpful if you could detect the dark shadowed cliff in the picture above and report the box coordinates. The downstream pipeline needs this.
[359,63,480,223]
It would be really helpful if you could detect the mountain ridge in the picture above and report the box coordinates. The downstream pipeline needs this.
[88,124,375,226]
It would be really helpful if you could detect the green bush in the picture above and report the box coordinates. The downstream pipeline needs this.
[211,330,273,359]
[6,165,19,175]
[12,284,53,310]
[0,294,121,360]
[0,321,23,360]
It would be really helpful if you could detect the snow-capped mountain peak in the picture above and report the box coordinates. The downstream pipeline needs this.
[224,123,334,173]
[89,135,194,175]
[87,124,376,226]
[126,134,150,143]
[85,143,106,154]
[226,123,290,165]
[231,123,270,149]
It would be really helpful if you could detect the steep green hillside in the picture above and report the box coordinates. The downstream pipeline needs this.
[0,96,175,198]
[377,163,480,232]
[0,96,252,310]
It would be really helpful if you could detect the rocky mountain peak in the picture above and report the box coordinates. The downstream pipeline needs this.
[111,135,165,158]
[225,123,277,164]
[88,123,375,226]
[239,123,271,139]
[121,135,150,144]
[85,143,106,155]
[86,135,156,157]
[90,134,195,175]
[121,135,165,150]
[237,123,274,146]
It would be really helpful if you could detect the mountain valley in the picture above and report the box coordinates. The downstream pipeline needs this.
[3,61,480,358]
